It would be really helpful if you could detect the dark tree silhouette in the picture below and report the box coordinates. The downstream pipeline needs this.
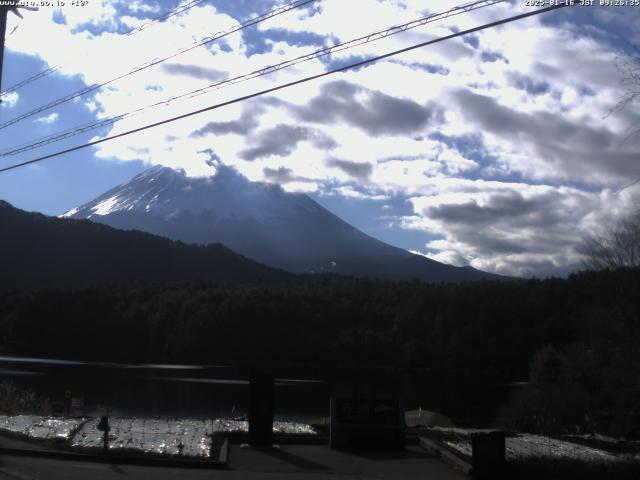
[583,209,640,270]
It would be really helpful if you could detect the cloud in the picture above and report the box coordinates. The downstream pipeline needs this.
[262,166,320,187]
[240,125,307,161]
[324,185,389,201]
[263,166,297,183]
[291,80,433,136]
[34,113,59,125]
[481,50,507,63]
[326,158,372,181]
[126,1,161,14]
[0,91,18,108]
[190,99,285,138]
[506,71,549,96]
[402,179,615,277]
[452,89,640,185]
[191,110,259,137]
[160,63,227,82]
[240,124,337,161]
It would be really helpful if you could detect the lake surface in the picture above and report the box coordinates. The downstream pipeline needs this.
[0,355,519,425]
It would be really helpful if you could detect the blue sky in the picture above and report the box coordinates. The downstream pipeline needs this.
[1,0,640,277]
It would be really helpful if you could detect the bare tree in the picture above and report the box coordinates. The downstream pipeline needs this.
[603,53,640,194]
[583,209,640,270]
[610,52,640,141]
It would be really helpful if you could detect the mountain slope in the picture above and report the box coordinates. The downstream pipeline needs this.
[0,200,289,288]
[63,165,504,282]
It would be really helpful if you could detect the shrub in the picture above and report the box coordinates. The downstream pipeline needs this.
[0,381,50,415]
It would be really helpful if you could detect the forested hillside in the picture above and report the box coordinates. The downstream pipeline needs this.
[2,268,638,436]
[0,200,289,287]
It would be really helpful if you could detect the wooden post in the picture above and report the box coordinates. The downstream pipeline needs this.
[97,409,111,456]
[471,431,506,480]
[248,371,274,446]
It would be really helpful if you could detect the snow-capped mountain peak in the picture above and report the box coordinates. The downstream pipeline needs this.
[63,165,501,282]
[63,164,323,224]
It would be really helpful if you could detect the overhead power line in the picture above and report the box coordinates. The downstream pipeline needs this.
[0,0,210,98]
[0,0,316,130]
[615,177,640,194]
[0,2,575,174]
[0,0,506,158]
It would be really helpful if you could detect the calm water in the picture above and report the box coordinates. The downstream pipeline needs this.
[0,356,518,425]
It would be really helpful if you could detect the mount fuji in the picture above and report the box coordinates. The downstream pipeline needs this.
[63,165,502,282]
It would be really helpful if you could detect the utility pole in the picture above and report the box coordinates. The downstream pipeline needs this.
[0,5,35,102]
[0,6,9,98]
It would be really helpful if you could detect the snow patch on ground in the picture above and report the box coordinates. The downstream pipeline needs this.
[0,415,83,441]
[212,419,316,435]
[442,433,635,463]
[73,418,213,458]
[507,434,619,462]
[0,415,317,458]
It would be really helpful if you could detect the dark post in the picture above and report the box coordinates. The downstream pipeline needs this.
[471,431,506,480]
[249,371,274,446]
[97,409,111,456]
[0,7,8,97]
[63,390,72,416]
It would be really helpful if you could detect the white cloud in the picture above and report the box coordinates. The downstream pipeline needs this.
[0,92,19,108]
[324,186,388,201]
[34,112,59,125]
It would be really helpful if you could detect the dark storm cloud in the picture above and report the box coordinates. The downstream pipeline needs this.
[240,124,337,161]
[291,80,433,136]
[325,158,373,181]
[161,63,227,82]
[453,89,640,184]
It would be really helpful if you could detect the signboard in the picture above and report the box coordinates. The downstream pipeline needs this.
[330,397,404,450]
[71,397,84,408]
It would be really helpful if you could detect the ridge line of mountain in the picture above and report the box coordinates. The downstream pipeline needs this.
[0,199,292,288]
[60,165,507,282]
